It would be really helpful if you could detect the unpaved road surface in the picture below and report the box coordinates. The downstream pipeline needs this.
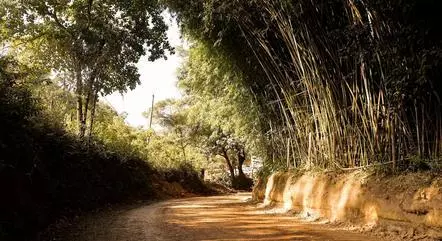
[57,193,382,241]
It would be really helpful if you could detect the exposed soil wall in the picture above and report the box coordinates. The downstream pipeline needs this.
[252,177,267,201]
[253,171,442,239]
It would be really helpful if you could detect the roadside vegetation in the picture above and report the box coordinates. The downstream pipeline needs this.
[1,1,214,240]
[1,0,441,240]
[164,0,442,174]
[0,51,213,241]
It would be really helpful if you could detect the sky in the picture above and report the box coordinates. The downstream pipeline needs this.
[103,14,184,128]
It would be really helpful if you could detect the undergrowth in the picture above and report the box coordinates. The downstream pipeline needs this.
[0,73,210,240]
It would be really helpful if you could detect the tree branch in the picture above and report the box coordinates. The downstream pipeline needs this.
[87,0,94,28]
[49,11,65,29]
[46,7,74,37]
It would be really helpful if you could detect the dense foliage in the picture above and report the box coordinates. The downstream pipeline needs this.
[1,0,173,138]
[0,58,155,241]
[0,55,214,240]
[0,1,216,239]
[2,0,442,239]
[146,96,254,189]
[165,0,442,173]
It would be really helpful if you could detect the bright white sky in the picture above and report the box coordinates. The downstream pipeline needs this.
[104,14,184,128]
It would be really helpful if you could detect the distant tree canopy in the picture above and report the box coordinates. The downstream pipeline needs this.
[1,0,173,138]
[165,0,442,172]
[146,96,253,188]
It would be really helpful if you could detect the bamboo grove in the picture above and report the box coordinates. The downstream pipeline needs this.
[166,0,442,172]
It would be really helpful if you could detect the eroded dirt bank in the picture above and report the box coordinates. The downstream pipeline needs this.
[48,193,383,241]
[253,171,442,241]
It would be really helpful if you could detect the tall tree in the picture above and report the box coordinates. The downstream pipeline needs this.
[148,98,251,186]
[1,0,173,138]
[204,129,241,185]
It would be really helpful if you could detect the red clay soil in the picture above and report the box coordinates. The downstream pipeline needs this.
[51,193,384,241]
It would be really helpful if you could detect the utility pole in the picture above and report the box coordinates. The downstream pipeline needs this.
[149,94,155,129]
[146,94,155,146]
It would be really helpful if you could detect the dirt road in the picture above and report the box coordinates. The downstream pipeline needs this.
[57,193,382,241]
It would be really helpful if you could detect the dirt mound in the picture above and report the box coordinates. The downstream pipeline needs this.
[206,182,235,194]
[254,171,442,240]
[151,168,226,199]
[252,178,267,201]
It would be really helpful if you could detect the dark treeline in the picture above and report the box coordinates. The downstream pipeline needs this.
[0,60,152,240]
[0,54,210,241]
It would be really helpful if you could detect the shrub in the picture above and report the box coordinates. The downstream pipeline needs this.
[0,79,154,241]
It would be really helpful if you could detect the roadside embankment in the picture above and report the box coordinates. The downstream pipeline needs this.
[253,171,442,240]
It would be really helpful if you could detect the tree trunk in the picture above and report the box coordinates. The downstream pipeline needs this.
[77,65,99,140]
[82,94,89,138]
[87,90,98,144]
[222,148,235,184]
[177,129,187,161]
[181,144,187,161]
[237,148,246,177]
[82,77,96,138]
[75,64,86,139]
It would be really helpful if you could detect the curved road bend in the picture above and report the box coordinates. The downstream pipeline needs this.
[59,193,382,241]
